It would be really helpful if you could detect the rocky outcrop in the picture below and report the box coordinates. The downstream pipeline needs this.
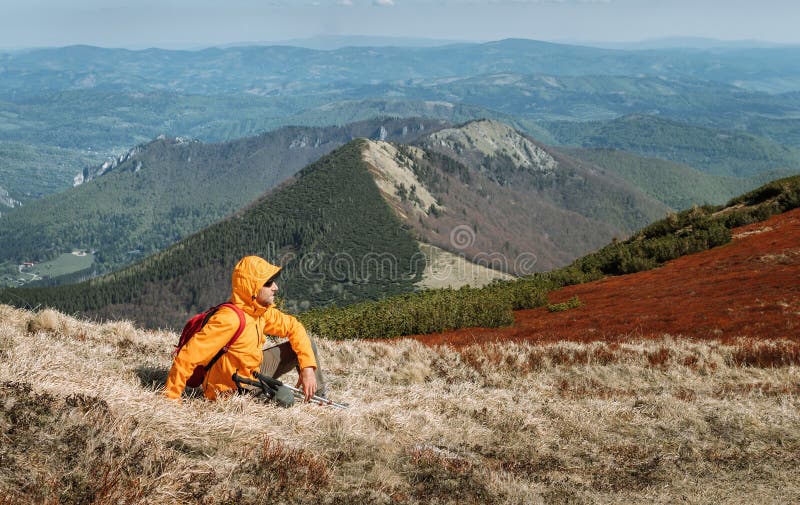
[427,119,558,175]
[74,136,196,186]
[0,186,21,209]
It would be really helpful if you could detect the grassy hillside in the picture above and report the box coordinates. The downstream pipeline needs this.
[543,114,800,177]
[2,306,798,504]
[563,147,753,209]
[0,118,441,282]
[0,140,423,328]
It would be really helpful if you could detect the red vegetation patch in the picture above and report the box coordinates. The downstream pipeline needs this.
[411,208,800,346]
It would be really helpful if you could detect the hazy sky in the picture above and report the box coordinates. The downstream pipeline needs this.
[1,0,799,49]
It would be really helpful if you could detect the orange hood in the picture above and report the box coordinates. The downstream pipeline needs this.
[230,256,281,317]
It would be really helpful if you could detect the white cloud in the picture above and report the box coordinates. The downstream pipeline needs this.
[338,0,354,5]
[373,0,394,6]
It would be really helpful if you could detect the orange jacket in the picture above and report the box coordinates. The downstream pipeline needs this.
[164,256,316,400]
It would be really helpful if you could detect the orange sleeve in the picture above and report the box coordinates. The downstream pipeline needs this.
[262,307,317,370]
[164,308,241,399]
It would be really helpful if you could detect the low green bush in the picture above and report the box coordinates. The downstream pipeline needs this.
[301,270,593,340]
[548,296,583,313]
[301,286,515,340]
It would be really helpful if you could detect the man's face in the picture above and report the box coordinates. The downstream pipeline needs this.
[255,281,278,307]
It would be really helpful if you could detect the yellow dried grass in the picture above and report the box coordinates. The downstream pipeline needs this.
[0,305,798,504]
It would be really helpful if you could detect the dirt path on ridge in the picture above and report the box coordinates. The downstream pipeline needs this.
[408,207,800,346]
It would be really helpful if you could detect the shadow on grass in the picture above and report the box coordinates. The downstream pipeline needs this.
[135,365,205,398]
[136,366,169,390]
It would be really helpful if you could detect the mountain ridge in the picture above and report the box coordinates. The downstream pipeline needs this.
[3,40,800,98]
[543,114,800,177]
[416,119,671,237]
[0,117,445,281]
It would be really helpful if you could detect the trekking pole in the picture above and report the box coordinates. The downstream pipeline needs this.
[233,372,275,400]
[232,372,348,409]
[253,371,349,410]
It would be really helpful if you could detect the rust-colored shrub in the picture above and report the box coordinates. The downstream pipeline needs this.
[592,346,618,365]
[730,340,800,367]
[682,354,699,369]
[647,347,671,367]
[550,348,590,366]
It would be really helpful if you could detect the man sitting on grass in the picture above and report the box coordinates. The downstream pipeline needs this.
[164,255,326,403]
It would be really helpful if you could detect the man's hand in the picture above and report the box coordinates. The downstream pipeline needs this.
[296,367,317,402]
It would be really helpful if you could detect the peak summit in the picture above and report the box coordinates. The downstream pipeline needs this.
[428,120,558,174]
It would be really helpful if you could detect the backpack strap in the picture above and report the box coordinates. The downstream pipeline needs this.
[203,303,246,372]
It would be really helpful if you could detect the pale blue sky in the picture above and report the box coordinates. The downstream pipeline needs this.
[1,0,798,49]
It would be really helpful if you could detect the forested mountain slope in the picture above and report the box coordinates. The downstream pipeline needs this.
[542,114,800,177]
[360,139,633,274]
[0,118,444,280]
[0,140,423,328]
[563,148,756,210]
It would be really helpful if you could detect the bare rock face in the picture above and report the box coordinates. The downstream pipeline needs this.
[0,186,21,209]
[74,136,198,186]
[361,140,441,219]
[427,119,558,174]
[75,146,141,186]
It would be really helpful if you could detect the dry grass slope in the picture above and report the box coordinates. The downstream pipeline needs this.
[1,305,799,504]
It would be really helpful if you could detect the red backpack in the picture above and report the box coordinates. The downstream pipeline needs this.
[174,303,246,388]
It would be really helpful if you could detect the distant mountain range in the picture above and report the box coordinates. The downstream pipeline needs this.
[264,35,471,50]
[4,93,798,205]
[3,38,800,204]
[2,74,798,200]
[3,39,799,96]
[580,37,799,50]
